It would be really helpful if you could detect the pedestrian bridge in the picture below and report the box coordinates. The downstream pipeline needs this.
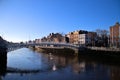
[7,42,85,52]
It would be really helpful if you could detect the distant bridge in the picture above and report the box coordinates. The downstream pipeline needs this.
[7,42,85,52]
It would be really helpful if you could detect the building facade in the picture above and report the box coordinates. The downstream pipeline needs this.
[66,30,97,46]
[110,22,120,47]
[34,39,41,43]
[41,33,65,43]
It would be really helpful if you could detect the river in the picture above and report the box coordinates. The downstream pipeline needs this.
[0,48,120,80]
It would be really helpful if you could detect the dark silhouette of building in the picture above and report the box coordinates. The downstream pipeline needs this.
[0,36,7,50]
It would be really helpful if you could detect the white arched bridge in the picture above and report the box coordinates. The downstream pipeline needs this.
[7,42,85,52]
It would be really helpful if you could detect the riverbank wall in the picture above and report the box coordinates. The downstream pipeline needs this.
[30,46,77,56]
[79,48,120,57]
[78,48,120,63]
[29,46,120,57]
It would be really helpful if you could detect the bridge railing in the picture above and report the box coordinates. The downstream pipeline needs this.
[26,42,80,49]
[7,42,83,52]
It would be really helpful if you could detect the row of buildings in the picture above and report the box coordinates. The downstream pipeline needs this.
[66,30,97,46]
[28,33,65,44]
[27,22,120,48]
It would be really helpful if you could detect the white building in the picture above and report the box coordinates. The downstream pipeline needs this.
[78,34,91,46]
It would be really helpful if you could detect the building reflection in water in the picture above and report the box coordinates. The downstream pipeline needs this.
[46,52,120,80]
[52,64,57,71]
[110,66,120,80]
[0,50,7,79]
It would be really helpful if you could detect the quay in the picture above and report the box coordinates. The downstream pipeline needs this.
[87,47,120,52]
[78,47,120,63]
[31,46,77,55]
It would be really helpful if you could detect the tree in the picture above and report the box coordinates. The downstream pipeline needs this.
[95,29,109,47]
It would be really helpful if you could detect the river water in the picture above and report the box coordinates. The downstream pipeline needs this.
[0,48,120,80]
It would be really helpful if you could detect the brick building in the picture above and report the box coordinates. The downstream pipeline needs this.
[34,39,41,43]
[41,33,65,43]
[110,22,120,47]
[66,30,97,46]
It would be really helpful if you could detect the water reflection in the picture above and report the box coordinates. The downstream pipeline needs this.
[0,50,7,79]
[52,64,57,71]
[110,66,120,80]
[44,51,120,80]
[2,48,120,80]
[72,61,86,73]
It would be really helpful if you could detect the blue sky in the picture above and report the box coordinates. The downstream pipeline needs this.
[0,0,120,42]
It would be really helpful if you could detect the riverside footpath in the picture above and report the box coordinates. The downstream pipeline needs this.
[87,47,120,52]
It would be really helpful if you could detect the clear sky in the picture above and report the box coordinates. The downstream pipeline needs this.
[0,0,120,42]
